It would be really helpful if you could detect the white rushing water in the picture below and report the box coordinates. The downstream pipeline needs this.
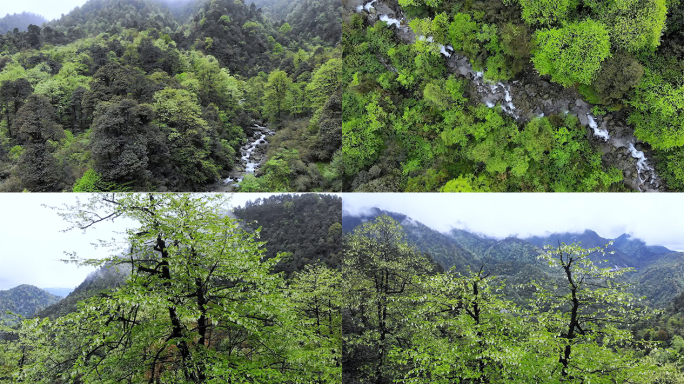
[379,15,402,28]
[223,124,275,186]
[587,114,610,141]
[628,143,657,191]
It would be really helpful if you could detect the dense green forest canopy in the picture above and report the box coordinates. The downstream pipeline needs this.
[233,193,343,274]
[0,0,343,192]
[343,0,684,191]
[0,285,61,321]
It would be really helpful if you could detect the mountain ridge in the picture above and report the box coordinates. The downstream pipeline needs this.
[343,207,684,307]
[0,284,62,321]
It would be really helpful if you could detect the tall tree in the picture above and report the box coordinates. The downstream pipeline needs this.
[533,242,651,382]
[13,94,65,191]
[342,215,437,384]
[263,70,292,122]
[0,78,33,138]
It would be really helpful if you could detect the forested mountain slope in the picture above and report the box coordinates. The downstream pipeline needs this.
[341,214,684,383]
[343,208,684,307]
[0,0,342,192]
[233,193,343,273]
[0,285,61,321]
[36,263,129,319]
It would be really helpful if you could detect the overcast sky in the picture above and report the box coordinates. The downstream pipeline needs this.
[343,193,684,251]
[0,193,287,291]
[1,0,88,21]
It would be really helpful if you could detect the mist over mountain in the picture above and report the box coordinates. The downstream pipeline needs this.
[0,12,48,33]
[343,207,684,307]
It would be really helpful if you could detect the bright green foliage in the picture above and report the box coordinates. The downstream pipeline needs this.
[448,13,480,59]
[440,174,491,192]
[511,0,579,26]
[153,88,222,187]
[588,0,667,52]
[279,22,292,34]
[342,95,387,176]
[263,70,292,122]
[654,147,684,189]
[306,58,342,110]
[342,215,438,384]
[71,169,115,192]
[392,270,544,383]
[399,0,443,8]
[342,15,622,192]
[287,265,343,382]
[532,20,611,86]
[533,242,653,382]
[629,70,684,150]
[1,194,341,383]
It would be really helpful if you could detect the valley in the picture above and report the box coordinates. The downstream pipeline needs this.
[0,0,343,192]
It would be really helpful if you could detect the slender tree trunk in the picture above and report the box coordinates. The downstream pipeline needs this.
[156,235,196,382]
[559,251,579,380]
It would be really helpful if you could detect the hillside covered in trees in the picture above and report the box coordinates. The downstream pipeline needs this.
[343,0,684,192]
[0,285,61,321]
[341,214,684,383]
[0,193,342,383]
[233,193,343,273]
[0,0,342,192]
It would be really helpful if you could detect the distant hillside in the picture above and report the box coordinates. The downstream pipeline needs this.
[0,12,47,33]
[233,193,343,274]
[527,230,674,270]
[343,208,684,308]
[0,285,61,321]
[48,0,179,40]
[36,264,129,319]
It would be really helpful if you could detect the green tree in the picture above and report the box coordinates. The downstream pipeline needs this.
[342,215,436,384]
[509,0,579,26]
[533,242,652,382]
[532,20,611,86]
[13,94,65,191]
[6,194,340,383]
[629,70,684,150]
[263,70,292,122]
[153,88,225,189]
[306,58,342,111]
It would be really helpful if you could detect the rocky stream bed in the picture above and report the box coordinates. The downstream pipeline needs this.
[209,124,275,192]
